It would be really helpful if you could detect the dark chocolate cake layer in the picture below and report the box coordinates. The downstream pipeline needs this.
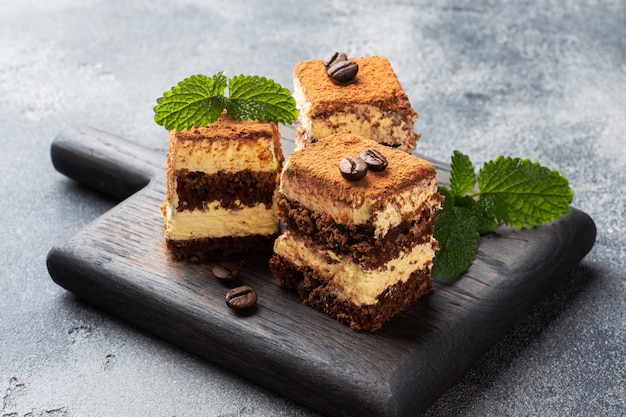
[174,170,278,211]
[277,196,437,269]
[166,234,277,261]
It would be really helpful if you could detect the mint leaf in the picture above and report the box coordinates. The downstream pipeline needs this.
[432,205,480,278]
[468,199,498,233]
[432,151,572,278]
[450,150,476,196]
[154,72,297,130]
[225,74,298,124]
[154,73,228,130]
[477,156,573,227]
[452,194,498,233]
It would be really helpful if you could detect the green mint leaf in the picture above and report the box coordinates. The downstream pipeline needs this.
[467,198,498,233]
[450,150,476,196]
[450,193,499,234]
[477,156,573,227]
[153,72,297,130]
[433,151,572,278]
[432,205,481,278]
[154,73,228,130]
[225,74,298,124]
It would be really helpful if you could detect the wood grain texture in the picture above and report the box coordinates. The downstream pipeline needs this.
[46,126,596,417]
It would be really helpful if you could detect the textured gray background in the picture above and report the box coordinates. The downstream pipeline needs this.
[1,1,625,416]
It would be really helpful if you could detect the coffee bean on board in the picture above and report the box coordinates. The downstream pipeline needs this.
[339,156,368,181]
[359,149,388,172]
[327,59,358,83]
[323,51,348,68]
[212,262,240,282]
[225,285,258,311]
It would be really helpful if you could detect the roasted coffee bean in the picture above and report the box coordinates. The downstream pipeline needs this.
[359,149,388,172]
[339,156,368,181]
[225,285,258,311]
[327,59,359,83]
[212,262,240,282]
[323,51,348,68]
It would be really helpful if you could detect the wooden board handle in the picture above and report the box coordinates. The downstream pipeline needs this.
[51,126,164,200]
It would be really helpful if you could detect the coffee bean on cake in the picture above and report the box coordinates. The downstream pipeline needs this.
[323,51,348,68]
[339,156,368,180]
[327,60,359,83]
[360,149,388,172]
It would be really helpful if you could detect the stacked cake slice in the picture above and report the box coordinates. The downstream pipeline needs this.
[293,55,420,152]
[269,133,443,331]
[162,113,284,260]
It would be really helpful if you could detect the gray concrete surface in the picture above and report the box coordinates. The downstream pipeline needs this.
[1,1,624,416]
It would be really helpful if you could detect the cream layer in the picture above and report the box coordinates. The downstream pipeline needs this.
[171,136,281,174]
[280,175,440,238]
[293,77,416,152]
[274,232,435,306]
[292,77,313,149]
[164,200,279,240]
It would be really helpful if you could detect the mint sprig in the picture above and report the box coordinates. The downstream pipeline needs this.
[154,72,297,130]
[432,150,573,278]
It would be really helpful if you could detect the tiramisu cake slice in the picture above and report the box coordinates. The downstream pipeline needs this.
[269,133,442,331]
[162,112,284,260]
[293,55,420,152]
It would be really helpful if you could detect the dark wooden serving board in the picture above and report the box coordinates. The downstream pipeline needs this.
[46,126,596,417]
